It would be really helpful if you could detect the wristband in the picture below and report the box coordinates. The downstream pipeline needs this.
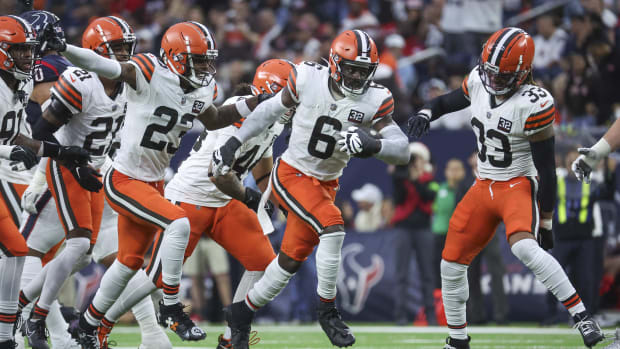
[592,138,612,158]
[235,99,252,118]
[540,218,552,230]
[41,141,60,158]
[0,145,13,159]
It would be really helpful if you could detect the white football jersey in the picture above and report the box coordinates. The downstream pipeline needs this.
[165,95,283,207]
[51,67,127,169]
[113,53,216,181]
[0,78,34,184]
[281,62,394,181]
[464,66,556,181]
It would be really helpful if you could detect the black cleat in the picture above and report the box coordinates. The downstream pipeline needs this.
[317,301,355,347]
[574,313,604,348]
[230,301,255,349]
[444,336,471,349]
[0,340,17,349]
[68,316,100,349]
[23,319,49,349]
[157,300,206,341]
[216,334,232,349]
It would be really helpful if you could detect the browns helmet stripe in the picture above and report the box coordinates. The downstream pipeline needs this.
[189,21,216,50]
[353,29,371,58]
[490,27,522,66]
[107,16,132,35]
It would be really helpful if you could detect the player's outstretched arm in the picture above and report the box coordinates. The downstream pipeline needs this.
[197,93,265,131]
[572,118,620,182]
[408,88,470,139]
[528,126,556,250]
[61,45,137,88]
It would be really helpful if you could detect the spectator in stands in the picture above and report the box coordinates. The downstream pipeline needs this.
[462,0,503,65]
[391,142,438,325]
[556,52,597,125]
[543,149,616,324]
[341,0,379,37]
[431,159,466,290]
[183,238,233,322]
[533,13,568,79]
[460,152,509,325]
[587,33,620,124]
[352,183,385,233]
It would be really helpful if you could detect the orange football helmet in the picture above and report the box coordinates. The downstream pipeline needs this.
[82,16,136,62]
[160,21,218,88]
[0,15,38,80]
[479,27,535,95]
[328,29,379,95]
[251,59,295,95]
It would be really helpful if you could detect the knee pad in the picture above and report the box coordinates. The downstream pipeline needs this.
[167,217,190,239]
[440,259,469,301]
[118,254,144,271]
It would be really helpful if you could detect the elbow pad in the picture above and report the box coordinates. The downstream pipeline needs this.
[530,136,557,212]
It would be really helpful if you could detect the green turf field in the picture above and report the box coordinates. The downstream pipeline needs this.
[106,324,619,348]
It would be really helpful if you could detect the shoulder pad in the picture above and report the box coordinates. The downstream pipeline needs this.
[50,68,87,112]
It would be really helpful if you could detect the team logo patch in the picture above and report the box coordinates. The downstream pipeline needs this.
[497,117,513,133]
[192,100,205,114]
[348,109,365,123]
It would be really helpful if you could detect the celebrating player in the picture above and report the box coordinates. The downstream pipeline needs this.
[92,58,293,349]
[0,15,90,349]
[407,27,603,349]
[43,19,272,348]
[212,30,410,349]
[16,16,171,349]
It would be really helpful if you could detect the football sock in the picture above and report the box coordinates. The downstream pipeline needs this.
[105,269,156,323]
[47,301,71,345]
[160,217,190,306]
[511,239,586,316]
[223,327,232,341]
[84,260,136,327]
[19,256,41,309]
[315,232,345,300]
[246,257,293,310]
[21,258,47,303]
[132,292,159,332]
[0,256,24,341]
[35,237,89,315]
[441,259,469,340]
[233,271,264,304]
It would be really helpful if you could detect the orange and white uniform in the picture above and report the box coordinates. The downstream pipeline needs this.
[0,76,32,257]
[275,61,393,261]
[443,66,556,265]
[104,52,216,269]
[46,67,126,242]
[145,95,280,286]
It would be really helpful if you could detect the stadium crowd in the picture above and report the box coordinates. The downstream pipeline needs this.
[6,0,620,328]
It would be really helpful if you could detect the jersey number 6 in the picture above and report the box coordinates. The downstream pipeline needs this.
[308,116,342,159]
[471,117,512,168]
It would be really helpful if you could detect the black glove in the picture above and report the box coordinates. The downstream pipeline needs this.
[42,24,67,52]
[243,187,267,212]
[212,137,242,176]
[70,166,103,192]
[407,110,431,139]
[257,92,275,104]
[537,228,554,251]
[9,146,37,170]
[57,146,91,168]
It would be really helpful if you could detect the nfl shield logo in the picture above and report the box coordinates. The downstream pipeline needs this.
[486,112,492,119]
[181,96,187,105]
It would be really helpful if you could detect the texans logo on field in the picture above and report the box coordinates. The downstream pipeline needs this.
[497,117,513,133]
[348,110,365,124]
[337,243,384,314]
[192,100,205,114]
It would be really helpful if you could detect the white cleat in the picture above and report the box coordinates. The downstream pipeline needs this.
[50,336,81,349]
[14,331,25,349]
[139,327,173,349]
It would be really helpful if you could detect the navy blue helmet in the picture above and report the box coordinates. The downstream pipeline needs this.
[20,11,64,53]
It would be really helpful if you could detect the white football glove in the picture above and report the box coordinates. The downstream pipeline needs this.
[571,139,611,183]
[337,126,381,158]
[22,169,48,214]
[211,137,242,177]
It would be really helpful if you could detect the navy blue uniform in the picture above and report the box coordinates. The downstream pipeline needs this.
[26,54,72,125]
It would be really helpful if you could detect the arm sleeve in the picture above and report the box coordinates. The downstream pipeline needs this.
[424,88,471,121]
[63,44,121,80]
[530,136,557,212]
[376,122,410,164]
[234,91,289,143]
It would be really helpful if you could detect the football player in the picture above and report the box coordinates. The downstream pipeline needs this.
[17,16,171,349]
[92,58,293,349]
[212,30,410,349]
[572,113,620,183]
[44,20,272,348]
[0,15,90,349]
[407,27,603,349]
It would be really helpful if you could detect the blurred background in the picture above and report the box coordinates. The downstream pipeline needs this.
[7,0,620,328]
